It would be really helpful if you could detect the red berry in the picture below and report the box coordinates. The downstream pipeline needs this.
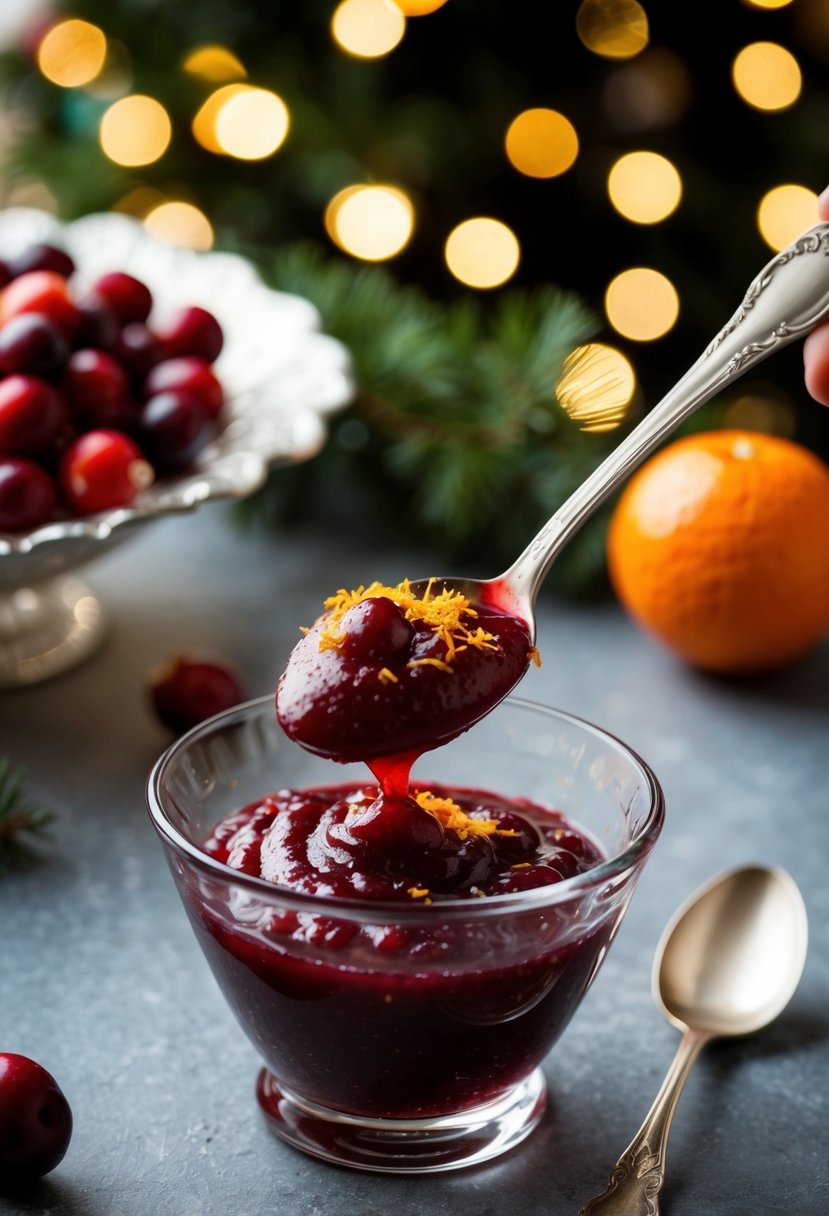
[89,272,152,325]
[0,1054,72,1181]
[157,306,223,363]
[0,458,57,531]
[9,243,75,279]
[0,271,79,335]
[144,357,224,418]
[0,312,69,377]
[0,259,11,289]
[141,390,211,471]
[149,653,246,734]
[63,349,131,424]
[113,322,163,379]
[59,430,153,515]
[0,375,69,457]
[74,298,118,350]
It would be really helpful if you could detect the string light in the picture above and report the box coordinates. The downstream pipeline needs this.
[326,185,414,261]
[444,218,520,289]
[605,268,679,341]
[388,0,449,13]
[608,151,682,223]
[576,0,649,60]
[99,95,172,167]
[144,202,214,251]
[37,19,107,88]
[741,0,794,8]
[214,88,290,160]
[192,84,248,154]
[556,343,636,433]
[182,45,246,82]
[757,184,818,251]
[732,42,801,111]
[331,0,406,58]
[505,109,579,179]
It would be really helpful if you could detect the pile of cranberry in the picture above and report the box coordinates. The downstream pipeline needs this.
[0,241,226,534]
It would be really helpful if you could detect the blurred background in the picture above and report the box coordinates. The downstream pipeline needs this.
[1,0,827,595]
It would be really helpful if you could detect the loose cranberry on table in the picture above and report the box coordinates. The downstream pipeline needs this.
[0,271,79,336]
[149,654,246,734]
[144,357,224,418]
[140,390,212,472]
[0,313,69,377]
[157,305,223,363]
[0,1053,72,1182]
[59,429,153,516]
[0,376,68,457]
[0,459,57,532]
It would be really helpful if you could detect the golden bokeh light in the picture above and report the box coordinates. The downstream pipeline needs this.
[37,19,107,88]
[388,0,449,12]
[732,42,802,111]
[723,387,796,438]
[608,151,682,223]
[604,48,691,133]
[444,218,520,289]
[214,88,290,159]
[757,184,818,251]
[326,185,415,261]
[182,45,246,82]
[576,0,649,59]
[742,0,793,8]
[99,95,172,167]
[605,267,679,341]
[331,0,406,58]
[192,84,247,153]
[505,109,579,179]
[112,186,167,217]
[144,202,214,251]
[556,343,637,433]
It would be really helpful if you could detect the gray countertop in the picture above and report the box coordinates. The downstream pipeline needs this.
[1,502,827,1216]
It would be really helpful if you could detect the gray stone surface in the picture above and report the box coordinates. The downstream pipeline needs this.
[1,502,827,1215]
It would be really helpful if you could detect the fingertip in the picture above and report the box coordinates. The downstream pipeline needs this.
[804,326,829,406]
[819,186,829,220]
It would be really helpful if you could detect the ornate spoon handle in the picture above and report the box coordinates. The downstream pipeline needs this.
[499,223,829,614]
[577,1028,712,1216]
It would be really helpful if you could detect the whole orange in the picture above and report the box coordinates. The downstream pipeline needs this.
[607,430,829,674]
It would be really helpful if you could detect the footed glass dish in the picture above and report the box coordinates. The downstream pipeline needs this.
[147,696,664,1174]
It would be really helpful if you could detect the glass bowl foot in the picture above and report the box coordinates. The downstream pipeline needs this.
[256,1066,546,1174]
[0,575,107,688]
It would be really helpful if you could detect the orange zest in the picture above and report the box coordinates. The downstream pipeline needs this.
[414,790,518,842]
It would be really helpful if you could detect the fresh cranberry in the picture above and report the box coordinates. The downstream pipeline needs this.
[59,429,153,515]
[63,349,131,424]
[338,598,415,662]
[74,298,118,350]
[148,653,246,734]
[144,357,224,418]
[0,458,57,531]
[0,271,79,335]
[0,313,69,377]
[0,259,11,289]
[157,305,223,363]
[0,375,69,457]
[8,243,75,280]
[114,323,163,379]
[140,390,211,471]
[89,272,152,325]
[0,1054,72,1181]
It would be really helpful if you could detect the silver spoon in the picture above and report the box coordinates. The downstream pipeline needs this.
[410,223,829,633]
[578,864,808,1216]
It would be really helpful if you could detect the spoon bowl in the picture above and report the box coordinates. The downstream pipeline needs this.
[579,865,808,1215]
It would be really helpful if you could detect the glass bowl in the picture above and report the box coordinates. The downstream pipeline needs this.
[147,695,664,1174]
[0,208,353,687]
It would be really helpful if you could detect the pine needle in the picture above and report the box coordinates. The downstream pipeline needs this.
[0,757,54,874]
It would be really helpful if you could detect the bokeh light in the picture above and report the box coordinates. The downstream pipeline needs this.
[182,45,246,82]
[576,0,649,60]
[605,267,679,341]
[742,0,794,8]
[723,385,796,437]
[505,109,579,179]
[445,218,520,289]
[144,202,215,251]
[326,185,415,260]
[99,95,172,167]
[608,151,682,223]
[331,0,406,58]
[556,343,637,433]
[603,48,691,132]
[37,19,107,88]
[732,42,802,111]
[389,0,449,12]
[757,184,818,251]
[192,84,248,153]
[214,88,290,159]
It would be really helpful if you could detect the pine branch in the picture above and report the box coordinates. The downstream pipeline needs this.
[0,758,54,874]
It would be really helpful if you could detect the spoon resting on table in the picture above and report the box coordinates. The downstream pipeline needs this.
[578,865,808,1216]
[409,222,829,639]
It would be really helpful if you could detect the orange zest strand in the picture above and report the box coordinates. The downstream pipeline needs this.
[414,790,519,842]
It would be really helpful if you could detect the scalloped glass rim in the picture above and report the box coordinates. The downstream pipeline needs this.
[0,208,354,562]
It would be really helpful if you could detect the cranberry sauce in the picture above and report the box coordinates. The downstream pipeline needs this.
[275,587,534,762]
[188,783,611,1119]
